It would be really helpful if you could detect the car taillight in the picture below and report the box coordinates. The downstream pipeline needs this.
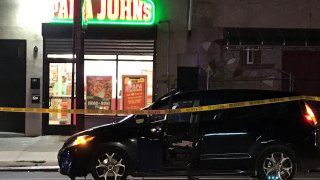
[304,103,317,126]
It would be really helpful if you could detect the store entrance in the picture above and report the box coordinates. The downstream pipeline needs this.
[49,63,75,125]
[44,62,76,135]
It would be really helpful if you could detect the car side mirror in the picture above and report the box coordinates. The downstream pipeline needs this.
[135,115,148,124]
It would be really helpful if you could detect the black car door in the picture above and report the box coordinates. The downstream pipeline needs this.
[137,91,202,171]
[198,92,253,170]
[163,92,201,169]
[137,94,171,172]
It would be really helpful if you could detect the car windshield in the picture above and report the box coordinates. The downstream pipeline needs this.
[150,90,178,110]
[118,91,177,125]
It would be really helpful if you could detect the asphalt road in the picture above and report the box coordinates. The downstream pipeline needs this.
[1,172,320,180]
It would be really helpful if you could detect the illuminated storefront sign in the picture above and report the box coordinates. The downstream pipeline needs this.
[51,0,155,25]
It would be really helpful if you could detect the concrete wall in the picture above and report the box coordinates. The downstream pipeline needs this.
[0,0,51,136]
[153,0,189,98]
[196,0,320,29]
[211,48,283,90]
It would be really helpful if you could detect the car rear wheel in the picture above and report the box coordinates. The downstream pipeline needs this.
[257,146,296,180]
[90,147,131,180]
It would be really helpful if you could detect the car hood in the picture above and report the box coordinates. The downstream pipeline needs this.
[90,114,137,130]
[65,115,139,144]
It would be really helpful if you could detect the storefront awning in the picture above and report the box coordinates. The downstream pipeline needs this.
[224,28,320,46]
[42,23,157,40]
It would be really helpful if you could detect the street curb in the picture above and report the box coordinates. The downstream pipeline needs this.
[0,166,59,172]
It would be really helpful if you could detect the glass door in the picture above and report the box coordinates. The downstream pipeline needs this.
[48,63,75,126]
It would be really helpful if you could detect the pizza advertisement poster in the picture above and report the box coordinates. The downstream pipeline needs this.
[122,75,147,110]
[86,76,112,110]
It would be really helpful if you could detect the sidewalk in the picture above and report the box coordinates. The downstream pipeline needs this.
[0,132,68,171]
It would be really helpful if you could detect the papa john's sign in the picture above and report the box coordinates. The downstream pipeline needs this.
[50,0,155,25]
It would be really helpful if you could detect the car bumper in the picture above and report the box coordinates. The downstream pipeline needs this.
[58,146,91,177]
[299,146,320,171]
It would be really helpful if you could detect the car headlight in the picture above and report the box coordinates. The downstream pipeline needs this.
[70,135,95,147]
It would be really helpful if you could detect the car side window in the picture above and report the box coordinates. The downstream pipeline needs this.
[200,92,224,131]
[215,104,276,132]
[167,93,200,123]
[217,107,249,131]
[202,106,269,132]
[165,93,200,136]
[168,100,194,123]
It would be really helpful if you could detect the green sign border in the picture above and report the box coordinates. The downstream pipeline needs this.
[49,0,155,26]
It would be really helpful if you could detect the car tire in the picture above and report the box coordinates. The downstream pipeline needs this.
[90,146,132,180]
[256,146,297,180]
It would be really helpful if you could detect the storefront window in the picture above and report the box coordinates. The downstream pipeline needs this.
[84,61,117,110]
[118,61,153,110]
[48,55,153,125]
[84,55,153,111]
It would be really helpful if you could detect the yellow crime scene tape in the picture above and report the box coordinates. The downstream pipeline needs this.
[0,95,319,115]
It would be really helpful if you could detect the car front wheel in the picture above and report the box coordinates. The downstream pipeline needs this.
[257,146,297,180]
[90,147,131,180]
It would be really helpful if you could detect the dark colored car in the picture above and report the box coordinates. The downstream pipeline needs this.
[58,89,320,180]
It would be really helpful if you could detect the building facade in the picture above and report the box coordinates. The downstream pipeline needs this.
[0,0,319,136]
[191,0,320,94]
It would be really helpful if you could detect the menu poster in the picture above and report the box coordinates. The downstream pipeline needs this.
[122,75,147,110]
[86,76,112,110]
